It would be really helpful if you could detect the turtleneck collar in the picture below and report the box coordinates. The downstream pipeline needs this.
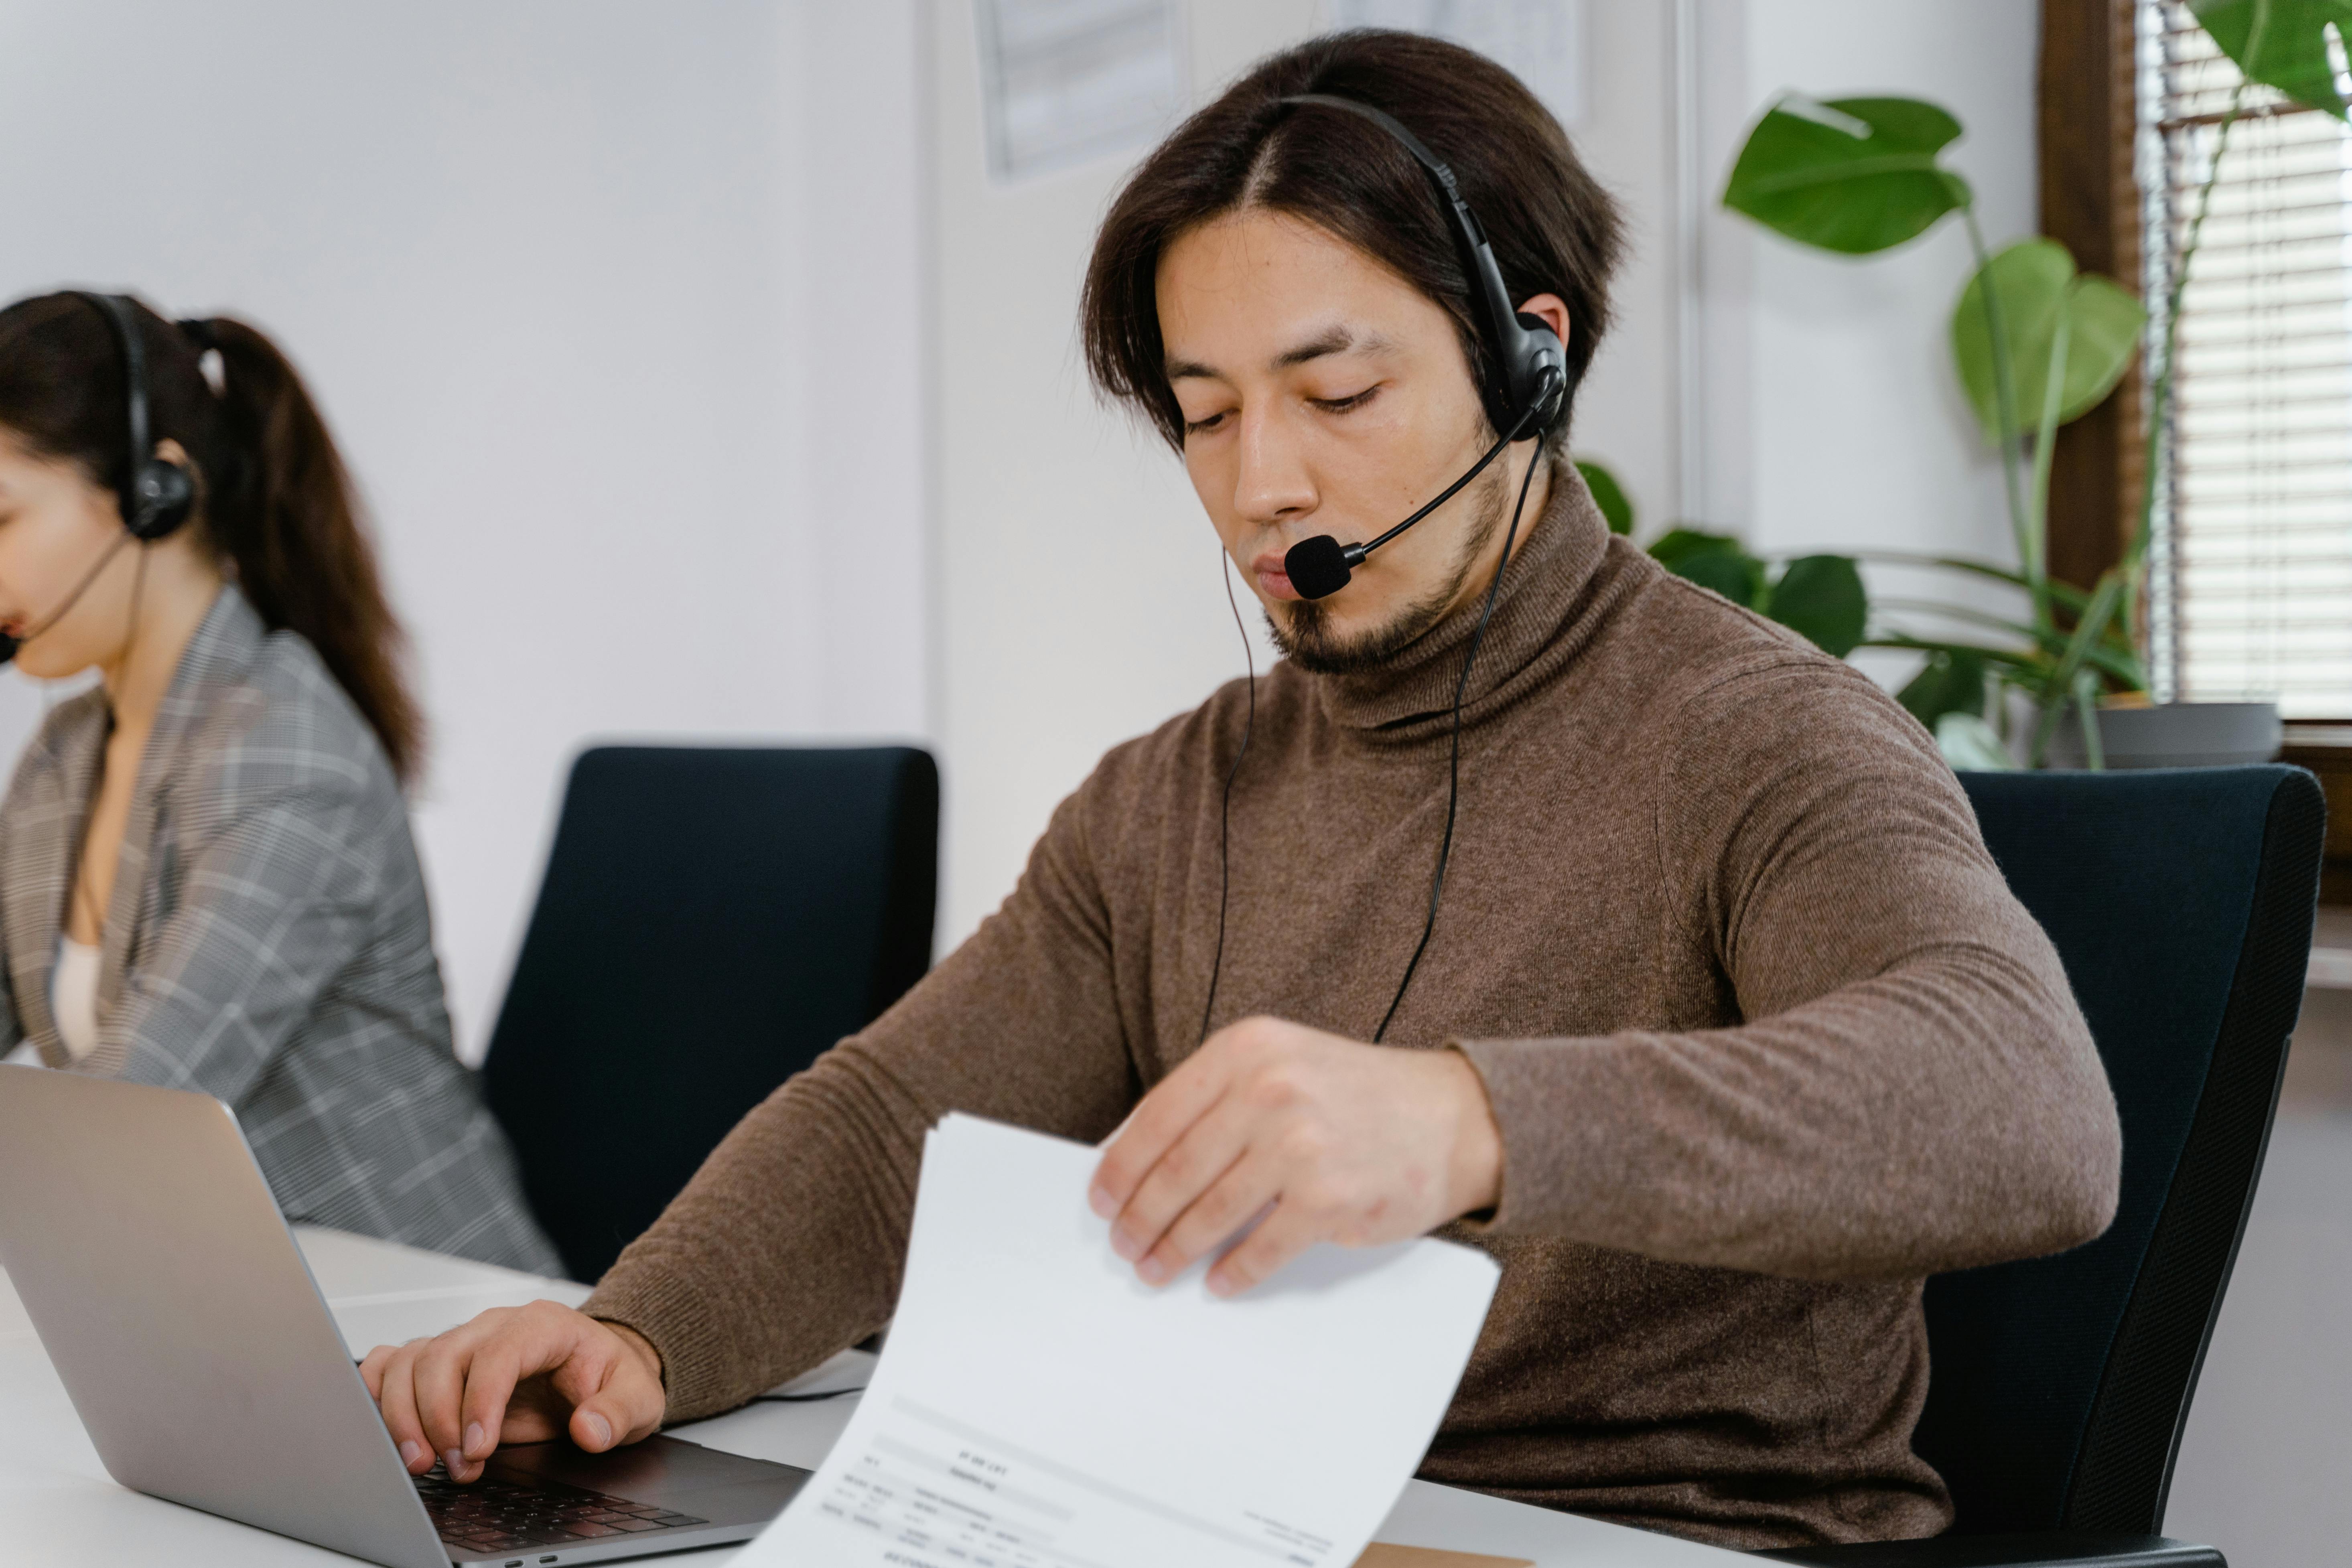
[1313,455,1616,745]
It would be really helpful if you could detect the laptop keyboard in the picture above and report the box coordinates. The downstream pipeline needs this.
[414,1464,709,1558]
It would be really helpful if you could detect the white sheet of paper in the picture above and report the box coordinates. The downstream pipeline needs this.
[737,1113,1502,1568]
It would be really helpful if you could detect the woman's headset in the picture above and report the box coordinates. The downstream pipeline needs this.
[0,295,200,666]
[73,292,197,542]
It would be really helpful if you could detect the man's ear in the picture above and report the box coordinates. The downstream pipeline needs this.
[1514,292,1571,349]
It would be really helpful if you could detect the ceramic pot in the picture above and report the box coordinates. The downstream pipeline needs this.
[2045,700,2282,770]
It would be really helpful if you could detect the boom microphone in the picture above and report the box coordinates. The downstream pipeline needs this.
[2,295,199,666]
[1280,365,1557,601]
[0,530,138,666]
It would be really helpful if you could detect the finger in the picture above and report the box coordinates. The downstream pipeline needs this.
[570,1382,660,1453]
[1135,1146,1281,1286]
[1207,1197,1323,1298]
[358,1344,393,1400]
[603,1327,670,1445]
[374,1342,435,1474]
[1091,1033,1244,1217]
[547,1331,658,1452]
[478,1303,610,1449]
[458,1338,525,1463]
[412,1330,482,1480]
[599,1324,670,1446]
[1111,1107,1255,1272]
[617,1394,666,1447]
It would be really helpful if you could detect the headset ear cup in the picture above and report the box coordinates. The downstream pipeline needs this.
[126,459,196,542]
[1508,313,1569,436]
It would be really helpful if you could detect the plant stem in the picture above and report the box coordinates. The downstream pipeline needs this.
[2075,668,2106,770]
[2030,566,2128,766]
[1961,204,2043,634]
[2027,296,2073,588]
[2127,81,2244,678]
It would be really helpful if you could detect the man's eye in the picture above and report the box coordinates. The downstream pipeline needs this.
[1311,387,1378,414]
[1183,410,1232,435]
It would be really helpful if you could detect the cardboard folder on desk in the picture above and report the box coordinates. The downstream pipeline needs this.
[739,1113,1504,1568]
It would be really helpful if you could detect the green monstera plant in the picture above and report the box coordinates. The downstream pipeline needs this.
[1720,93,2146,769]
[1692,0,2333,768]
[1574,459,1868,658]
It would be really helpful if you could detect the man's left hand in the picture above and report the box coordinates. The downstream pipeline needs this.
[1088,1016,1504,1296]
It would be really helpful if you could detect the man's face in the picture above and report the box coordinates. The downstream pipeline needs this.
[1156,209,1561,672]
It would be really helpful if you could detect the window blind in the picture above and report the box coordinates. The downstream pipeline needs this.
[2138,0,2352,718]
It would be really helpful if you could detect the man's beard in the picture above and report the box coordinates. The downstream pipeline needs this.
[1264,462,1511,676]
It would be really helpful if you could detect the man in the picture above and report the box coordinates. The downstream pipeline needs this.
[365,30,2120,1550]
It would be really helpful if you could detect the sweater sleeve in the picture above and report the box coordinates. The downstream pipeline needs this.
[581,776,1140,1422]
[1454,659,2121,1282]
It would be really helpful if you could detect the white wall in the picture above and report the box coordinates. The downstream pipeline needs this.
[1733,0,2041,689]
[926,0,2041,945]
[1543,2,1682,535]
[0,0,928,1055]
[1,0,2043,1024]
[929,1,1315,947]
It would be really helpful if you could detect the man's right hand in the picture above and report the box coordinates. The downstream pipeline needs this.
[359,1300,667,1482]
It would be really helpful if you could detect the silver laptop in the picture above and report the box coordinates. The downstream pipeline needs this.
[0,1065,808,1566]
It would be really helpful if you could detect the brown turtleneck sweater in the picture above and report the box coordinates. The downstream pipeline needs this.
[583,467,2121,1551]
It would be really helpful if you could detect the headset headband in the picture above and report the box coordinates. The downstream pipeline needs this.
[1276,93,1566,438]
[68,292,194,543]
[77,294,150,498]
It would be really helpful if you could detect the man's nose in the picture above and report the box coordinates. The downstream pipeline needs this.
[1233,406,1317,526]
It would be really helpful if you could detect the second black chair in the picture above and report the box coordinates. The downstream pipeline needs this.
[1761,765,2325,1568]
[482,745,938,1283]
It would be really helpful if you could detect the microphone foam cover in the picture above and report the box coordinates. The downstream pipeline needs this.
[1285,535,1354,600]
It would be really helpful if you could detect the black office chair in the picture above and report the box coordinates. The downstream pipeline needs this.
[1761,766,2325,1568]
[481,745,939,1284]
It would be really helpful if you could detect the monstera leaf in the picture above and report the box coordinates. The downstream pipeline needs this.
[1762,555,1868,657]
[1952,239,2147,440]
[1575,459,1635,534]
[1722,95,1973,254]
[1650,529,1768,607]
[2191,0,2352,118]
[1647,529,1867,656]
[1570,462,1871,659]
[1899,647,1990,727]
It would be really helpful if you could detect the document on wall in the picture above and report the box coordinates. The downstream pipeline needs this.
[737,1112,1502,1568]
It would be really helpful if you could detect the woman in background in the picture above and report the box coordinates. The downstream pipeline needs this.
[0,291,559,1275]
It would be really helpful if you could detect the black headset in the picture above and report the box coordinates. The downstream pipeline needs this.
[1272,94,1569,601]
[0,295,200,666]
[1197,93,1571,1046]
[75,292,197,542]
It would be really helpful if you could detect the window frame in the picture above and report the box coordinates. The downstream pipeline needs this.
[2042,0,2349,895]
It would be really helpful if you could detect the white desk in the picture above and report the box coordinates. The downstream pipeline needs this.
[0,1229,1737,1566]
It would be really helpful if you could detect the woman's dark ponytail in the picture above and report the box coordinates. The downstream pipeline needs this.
[0,292,424,785]
[195,318,424,783]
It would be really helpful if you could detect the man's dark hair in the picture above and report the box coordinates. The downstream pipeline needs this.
[1082,29,1626,455]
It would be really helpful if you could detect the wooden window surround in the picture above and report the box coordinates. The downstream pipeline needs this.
[2042,0,2349,900]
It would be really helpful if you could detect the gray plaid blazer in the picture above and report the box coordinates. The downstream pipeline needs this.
[0,586,561,1275]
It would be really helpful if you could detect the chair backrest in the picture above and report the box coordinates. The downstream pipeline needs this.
[1918,765,2324,1535]
[481,745,938,1282]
